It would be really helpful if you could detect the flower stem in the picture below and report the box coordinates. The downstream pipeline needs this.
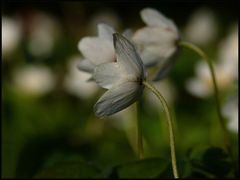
[135,101,144,159]
[178,41,232,156]
[143,81,179,179]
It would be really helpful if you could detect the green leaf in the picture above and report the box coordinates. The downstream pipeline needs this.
[34,161,100,178]
[116,158,169,178]
[158,158,193,178]
[188,146,232,178]
[202,147,232,177]
[94,166,117,178]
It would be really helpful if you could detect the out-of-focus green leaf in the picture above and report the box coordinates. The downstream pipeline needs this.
[34,161,100,178]
[93,166,117,178]
[202,147,232,177]
[188,146,232,178]
[156,158,193,178]
[116,158,169,178]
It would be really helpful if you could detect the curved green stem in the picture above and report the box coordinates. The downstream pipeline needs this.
[143,81,179,179]
[135,101,144,159]
[178,41,232,155]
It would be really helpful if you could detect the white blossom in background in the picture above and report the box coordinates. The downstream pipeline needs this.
[185,61,236,98]
[12,65,56,96]
[2,16,22,58]
[218,24,238,80]
[222,95,238,133]
[63,55,98,99]
[185,24,238,98]
[184,8,218,45]
[26,12,61,58]
[132,8,180,68]
[93,33,146,117]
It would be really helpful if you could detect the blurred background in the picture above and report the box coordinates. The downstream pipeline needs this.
[2,1,238,178]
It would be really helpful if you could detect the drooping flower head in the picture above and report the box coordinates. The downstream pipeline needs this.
[93,33,146,117]
[132,8,180,80]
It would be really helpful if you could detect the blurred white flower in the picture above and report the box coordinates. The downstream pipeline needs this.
[93,33,146,117]
[186,24,238,98]
[63,55,98,99]
[132,8,180,68]
[184,8,218,45]
[222,95,238,133]
[2,16,22,58]
[26,12,60,58]
[186,61,236,98]
[12,65,56,96]
[218,24,238,80]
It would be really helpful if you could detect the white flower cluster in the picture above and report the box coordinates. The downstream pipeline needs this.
[76,7,238,126]
[77,8,179,117]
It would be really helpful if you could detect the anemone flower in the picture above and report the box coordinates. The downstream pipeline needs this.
[93,33,146,117]
[86,33,179,178]
[132,8,180,80]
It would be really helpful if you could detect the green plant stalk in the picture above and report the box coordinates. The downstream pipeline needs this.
[135,101,144,159]
[178,41,232,156]
[143,81,179,179]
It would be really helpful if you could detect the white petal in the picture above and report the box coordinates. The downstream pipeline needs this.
[122,29,133,39]
[132,27,178,47]
[77,59,96,73]
[78,37,115,65]
[98,23,115,41]
[132,27,177,66]
[113,33,145,79]
[94,81,144,118]
[141,8,178,32]
[93,62,126,89]
[143,45,177,65]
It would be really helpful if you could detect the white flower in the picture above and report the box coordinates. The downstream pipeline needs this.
[184,8,218,45]
[185,61,236,98]
[77,23,116,74]
[12,65,56,96]
[185,25,238,98]
[2,17,22,58]
[63,55,98,99]
[218,24,238,80]
[93,33,146,117]
[222,95,238,133]
[132,8,180,68]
